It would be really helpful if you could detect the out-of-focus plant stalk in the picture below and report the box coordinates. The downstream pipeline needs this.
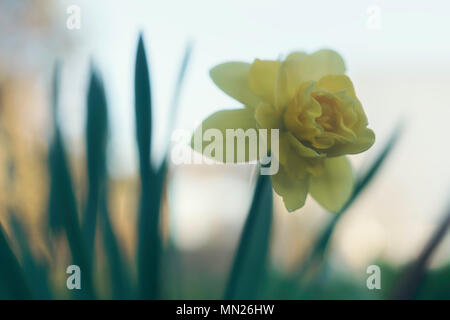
[295,121,405,282]
[391,203,450,299]
[225,169,273,300]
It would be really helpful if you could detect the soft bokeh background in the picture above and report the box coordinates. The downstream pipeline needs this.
[1,0,449,298]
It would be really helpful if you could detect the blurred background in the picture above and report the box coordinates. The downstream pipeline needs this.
[0,0,449,299]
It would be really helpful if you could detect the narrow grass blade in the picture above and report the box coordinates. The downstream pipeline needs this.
[296,121,405,280]
[48,64,63,232]
[49,131,95,299]
[134,35,152,180]
[155,42,192,198]
[134,34,162,299]
[82,68,108,258]
[135,36,192,299]
[81,66,131,298]
[50,62,60,128]
[99,189,131,299]
[158,44,193,298]
[47,65,95,299]
[164,42,193,145]
[224,173,273,300]
[0,223,32,299]
[391,203,450,299]
[9,213,52,299]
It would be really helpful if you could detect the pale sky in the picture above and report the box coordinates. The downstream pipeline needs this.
[53,0,450,261]
[57,0,450,174]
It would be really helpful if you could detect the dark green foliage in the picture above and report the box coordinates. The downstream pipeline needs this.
[134,35,162,300]
[98,190,131,299]
[0,223,32,299]
[2,36,449,301]
[225,173,273,299]
[415,263,450,299]
[295,122,405,282]
[47,67,95,299]
[134,35,153,180]
[391,204,450,299]
[47,64,63,233]
[82,68,108,254]
[134,37,192,300]
[8,213,52,299]
[165,42,192,143]
[82,68,131,299]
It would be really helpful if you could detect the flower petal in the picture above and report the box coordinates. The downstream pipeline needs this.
[249,59,281,106]
[275,52,307,108]
[276,50,346,108]
[285,131,321,158]
[210,62,261,108]
[190,108,259,163]
[326,128,375,157]
[301,49,346,81]
[317,74,356,98]
[309,156,354,212]
[271,165,310,212]
[255,102,283,130]
[278,132,309,180]
[283,81,323,142]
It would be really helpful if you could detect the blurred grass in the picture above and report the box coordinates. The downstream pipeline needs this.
[134,35,163,300]
[0,223,32,299]
[48,66,95,299]
[391,203,450,299]
[295,121,405,283]
[82,68,108,257]
[135,36,192,300]
[1,36,449,300]
[8,212,52,299]
[225,172,273,300]
[83,69,131,299]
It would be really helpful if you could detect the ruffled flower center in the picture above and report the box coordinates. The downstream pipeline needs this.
[285,82,363,154]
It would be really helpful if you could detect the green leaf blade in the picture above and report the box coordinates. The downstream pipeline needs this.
[134,34,162,300]
[82,68,109,256]
[296,121,405,282]
[0,223,32,299]
[225,173,273,300]
[47,65,95,299]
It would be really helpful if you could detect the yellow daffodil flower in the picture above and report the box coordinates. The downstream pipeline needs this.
[193,49,375,212]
